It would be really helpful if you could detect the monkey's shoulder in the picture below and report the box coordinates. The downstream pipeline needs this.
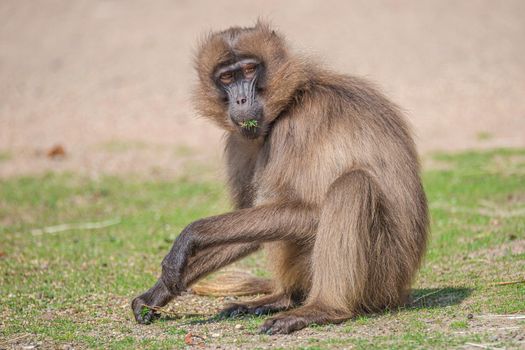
[307,73,401,116]
[293,74,415,153]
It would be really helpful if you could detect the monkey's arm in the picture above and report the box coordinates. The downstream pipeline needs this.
[160,202,318,294]
[132,242,260,324]
[132,202,318,324]
[183,242,261,287]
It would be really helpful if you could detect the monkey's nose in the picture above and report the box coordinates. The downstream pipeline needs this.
[236,97,247,105]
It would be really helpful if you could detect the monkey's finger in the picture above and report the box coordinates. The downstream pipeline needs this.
[131,298,156,325]
[131,298,146,323]
[139,309,160,325]
[135,310,153,324]
[140,311,154,325]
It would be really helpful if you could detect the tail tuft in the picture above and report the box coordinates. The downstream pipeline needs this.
[191,270,273,297]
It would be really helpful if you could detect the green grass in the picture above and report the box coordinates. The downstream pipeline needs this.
[0,150,11,162]
[476,131,493,141]
[1,149,524,349]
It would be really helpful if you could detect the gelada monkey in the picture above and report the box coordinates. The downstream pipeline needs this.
[132,21,428,334]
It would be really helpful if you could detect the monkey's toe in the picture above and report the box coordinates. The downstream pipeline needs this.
[259,315,308,334]
[254,306,274,316]
[219,302,285,319]
[218,304,250,319]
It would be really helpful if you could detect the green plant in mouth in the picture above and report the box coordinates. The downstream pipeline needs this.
[240,119,258,130]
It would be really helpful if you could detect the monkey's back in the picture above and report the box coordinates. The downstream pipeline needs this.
[258,75,421,202]
[249,71,429,308]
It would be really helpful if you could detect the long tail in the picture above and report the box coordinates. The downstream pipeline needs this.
[191,270,273,297]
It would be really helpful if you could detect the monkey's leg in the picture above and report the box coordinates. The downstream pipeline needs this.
[218,241,311,318]
[133,203,318,324]
[261,170,384,334]
[132,242,259,324]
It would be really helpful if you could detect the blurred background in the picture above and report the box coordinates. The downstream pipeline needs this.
[1,0,524,178]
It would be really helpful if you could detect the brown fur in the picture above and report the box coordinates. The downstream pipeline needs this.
[131,21,429,334]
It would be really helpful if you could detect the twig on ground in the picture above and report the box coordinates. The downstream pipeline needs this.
[30,217,121,235]
[493,279,525,286]
[411,288,445,305]
[464,343,503,350]
[143,304,202,319]
[479,314,525,320]
[148,305,180,318]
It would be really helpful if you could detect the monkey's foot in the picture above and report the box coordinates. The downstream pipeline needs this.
[259,305,349,334]
[131,280,176,324]
[219,293,294,318]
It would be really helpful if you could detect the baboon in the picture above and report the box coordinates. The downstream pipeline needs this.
[131,21,429,334]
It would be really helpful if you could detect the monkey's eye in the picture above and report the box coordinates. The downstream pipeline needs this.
[243,64,257,78]
[219,72,234,85]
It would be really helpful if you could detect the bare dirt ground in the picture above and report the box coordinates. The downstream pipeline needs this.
[1,0,524,178]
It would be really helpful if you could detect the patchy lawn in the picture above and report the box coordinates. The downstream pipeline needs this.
[1,149,524,349]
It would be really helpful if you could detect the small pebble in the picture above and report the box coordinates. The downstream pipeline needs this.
[234,324,244,330]
[211,332,221,338]
[467,313,473,319]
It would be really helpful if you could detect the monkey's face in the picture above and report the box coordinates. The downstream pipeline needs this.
[214,58,265,139]
[195,23,298,136]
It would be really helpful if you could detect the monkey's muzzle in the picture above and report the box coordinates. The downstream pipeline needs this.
[225,78,264,138]
[229,105,264,139]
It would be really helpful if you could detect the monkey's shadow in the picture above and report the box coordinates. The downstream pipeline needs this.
[407,287,472,310]
[158,287,472,326]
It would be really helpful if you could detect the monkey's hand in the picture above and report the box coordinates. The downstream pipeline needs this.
[131,224,198,324]
[131,279,177,324]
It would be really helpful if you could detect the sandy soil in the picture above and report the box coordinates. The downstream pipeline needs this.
[1,0,524,177]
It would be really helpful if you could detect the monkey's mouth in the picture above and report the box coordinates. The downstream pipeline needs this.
[232,115,263,139]
[239,122,261,139]
[229,102,264,138]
